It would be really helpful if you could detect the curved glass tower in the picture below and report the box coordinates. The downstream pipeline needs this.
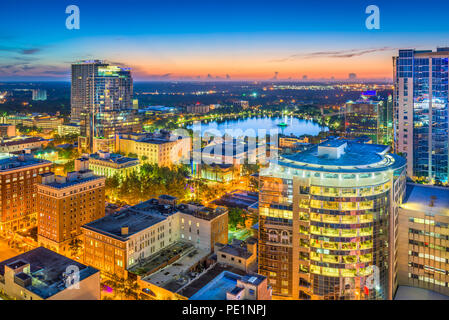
[258,140,406,300]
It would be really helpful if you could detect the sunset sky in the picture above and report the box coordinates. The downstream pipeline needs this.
[1,0,449,81]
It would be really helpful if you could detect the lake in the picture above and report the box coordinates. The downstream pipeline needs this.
[187,116,328,137]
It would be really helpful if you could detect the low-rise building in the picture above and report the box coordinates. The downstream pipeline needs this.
[177,201,228,252]
[23,116,64,131]
[116,130,191,167]
[88,151,139,178]
[81,197,180,278]
[194,138,266,167]
[279,135,310,148]
[225,273,272,300]
[0,247,100,300]
[215,238,257,272]
[186,104,210,114]
[58,123,81,136]
[176,264,271,300]
[0,136,45,153]
[81,196,227,278]
[233,100,250,109]
[398,183,449,297]
[197,163,237,183]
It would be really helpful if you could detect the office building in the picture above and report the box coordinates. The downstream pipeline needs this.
[0,247,100,300]
[393,48,449,183]
[0,153,52,233]
[37,159,105,255]
[345,92,393,145]
[398,183,449,297]
[258,140,406,300]
[71,60,107,123]
[71,60,140,152]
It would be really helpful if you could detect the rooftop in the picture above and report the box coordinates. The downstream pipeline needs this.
[140,243,210,292]
[213,190,259,209]
[41,171,104,189]
[277,140,406,173]
[119,131,177,144]
[82,198,176,241]
[89,152,139,165]
[178,264,247,299]
[177,203,228,221]
[186,269,266,300]
[394,286,449,300]
[401,183,449,217]
[0,136,44,147]
[217,244,253,259]
[198,139,265,157]
[0,247,98,299]
[0,153,50,172]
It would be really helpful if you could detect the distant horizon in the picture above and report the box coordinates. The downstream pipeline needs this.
[0,78,394,83]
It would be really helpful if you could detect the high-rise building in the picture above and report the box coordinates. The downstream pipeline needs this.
[393,48,449,183]
[71,60,140,152]
[0,153,52,234]
[345,92,393,145]
[258,140,406,300]
[398,183,449,297]
[71,60,108,123]
[37,158,105,255]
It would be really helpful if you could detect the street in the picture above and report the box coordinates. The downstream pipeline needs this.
[0,238,20,262]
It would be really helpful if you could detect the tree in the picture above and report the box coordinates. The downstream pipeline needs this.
[123,277,140,300]
[63,160,74,173]
[69,238,83,258]
[228,208,246,230]
[106,164,190,204]
[103,273,125,299]
[102,273,140,300]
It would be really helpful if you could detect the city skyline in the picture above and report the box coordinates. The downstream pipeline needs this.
[2,0,449,304]
[2,0,449,81]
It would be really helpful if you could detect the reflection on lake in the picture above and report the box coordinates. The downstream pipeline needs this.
[187,116,328,137]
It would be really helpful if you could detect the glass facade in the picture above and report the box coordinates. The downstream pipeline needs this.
[258,141,406,300]
[71,61,141,152]
[394,49,449,183]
